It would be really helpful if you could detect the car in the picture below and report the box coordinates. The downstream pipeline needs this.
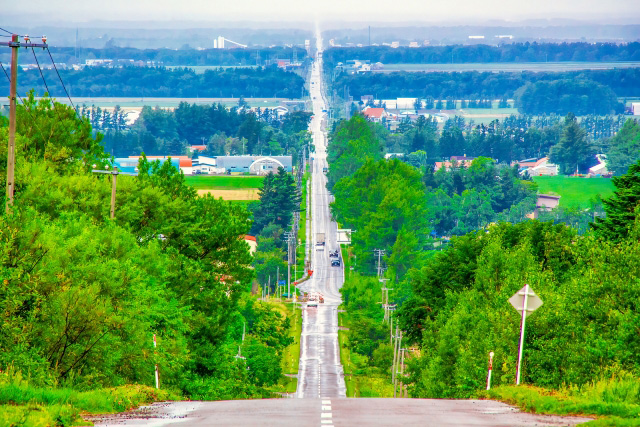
[329,250,339,258]
[307,300,318,307]
[331,259,341,267]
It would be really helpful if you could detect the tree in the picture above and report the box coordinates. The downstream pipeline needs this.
[606,119,640,176]
[592,159,640,242]
[549,113,596,174]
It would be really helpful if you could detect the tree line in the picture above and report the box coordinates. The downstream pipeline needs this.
[0,93,299,398]
[100,101,312,161]
[4,65,305,98]
[323,42,640,66]
[331,68,640,115]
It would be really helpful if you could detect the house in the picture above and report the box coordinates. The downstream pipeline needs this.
[519,157,558,176]
[434,159,474,171]
[631,102,640,116]
[190,145,207,153]
[588,154,610,176]
[362,107,387,122]
[244,235,257,255]
[214,155,293,175]
[125,155,192,175]
[526,194,561,219]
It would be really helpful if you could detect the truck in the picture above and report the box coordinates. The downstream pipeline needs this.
[316,233,325,250]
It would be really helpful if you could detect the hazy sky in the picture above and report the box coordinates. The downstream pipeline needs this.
[5,0,640,25]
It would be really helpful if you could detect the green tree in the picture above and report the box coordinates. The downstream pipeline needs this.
[606,119,640,176]
[592,159,640,242]
[549,113,596,174]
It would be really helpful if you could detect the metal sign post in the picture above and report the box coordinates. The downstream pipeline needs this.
[153,334,159,389]
[509,284,543,385]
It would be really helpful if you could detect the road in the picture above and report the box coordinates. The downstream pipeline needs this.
[92,30,592,427]
[294,26,347,400]
[92,398,591,426]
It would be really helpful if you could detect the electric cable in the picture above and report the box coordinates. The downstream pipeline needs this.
[0,59,49,151]
[45,47,78,116]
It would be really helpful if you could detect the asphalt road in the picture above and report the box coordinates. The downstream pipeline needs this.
[294,28,347,400]
[92,398,591,427]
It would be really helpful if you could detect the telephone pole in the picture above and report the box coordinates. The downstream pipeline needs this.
[92,166,137,219]
[3,34,48,213]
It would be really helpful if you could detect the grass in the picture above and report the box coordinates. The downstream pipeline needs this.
[295,170,311,280]
[266,301,302,396]
[480,374,640,426]
[0,370,179,426]
[533,175,615,208]
[185,175,264,190]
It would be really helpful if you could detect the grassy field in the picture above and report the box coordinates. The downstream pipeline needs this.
[533,176,615,208]
[380,61,640,73]
[185,175,264,189]
[166,65,258,74]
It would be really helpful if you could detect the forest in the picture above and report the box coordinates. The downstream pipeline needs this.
[330,114,640,421]
[0,94,306,415]
[331,68,640,115]
[94,101,312,160]
[1,65,305,98]
[323,42,640,66]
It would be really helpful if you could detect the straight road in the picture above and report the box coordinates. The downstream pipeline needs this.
[92,29,592,427]
[294,26,347,400]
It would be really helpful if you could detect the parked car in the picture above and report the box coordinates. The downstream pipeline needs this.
[331,259,341,267]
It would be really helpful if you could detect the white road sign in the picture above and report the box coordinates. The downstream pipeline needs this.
[509,284,543,317]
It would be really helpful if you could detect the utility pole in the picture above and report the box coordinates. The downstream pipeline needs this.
[92,166,137,219]
[3,34,48,214]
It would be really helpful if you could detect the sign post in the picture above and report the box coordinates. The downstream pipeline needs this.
[509,284,543,385]
[486,351,494,390]
[153,334,159,389]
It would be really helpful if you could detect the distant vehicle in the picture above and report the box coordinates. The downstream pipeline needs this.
[329,250,339,258]
[316,233,325,250]
[331,259,341,267]
[322,167,328,173]
[307,300,318,307]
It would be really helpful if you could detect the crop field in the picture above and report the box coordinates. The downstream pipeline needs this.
[533,176,615,207]
[185,175,264,189]
[379,61,640,73]
[186,175,264,201]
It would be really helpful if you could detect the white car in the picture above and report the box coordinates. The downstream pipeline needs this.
[307,300,318,308]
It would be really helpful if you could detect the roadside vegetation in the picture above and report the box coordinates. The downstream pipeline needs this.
[327,113,640,421]
[0,95,308,423]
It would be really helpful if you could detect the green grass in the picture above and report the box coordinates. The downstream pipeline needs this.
[533,176,615,208]
[266,301,302,395]
[185,175,264,190]
[480,374,640,426]
[0,370,179,426]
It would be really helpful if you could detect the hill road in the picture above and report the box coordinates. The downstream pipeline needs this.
[93,28,592,427]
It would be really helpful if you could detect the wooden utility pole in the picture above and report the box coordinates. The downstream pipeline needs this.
[92,166,137,219]
[2,34,48,214]
[5,35,17,214]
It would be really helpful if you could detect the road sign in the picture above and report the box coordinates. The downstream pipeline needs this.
[509,284,543,385]
[509,285,543,317]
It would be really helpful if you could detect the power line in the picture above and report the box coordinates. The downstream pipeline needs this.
[45,47,77,115]
[30,47,54,97]
[0,60,49,152]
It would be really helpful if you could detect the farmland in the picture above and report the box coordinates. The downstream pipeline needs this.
[532,175,615,207]
[186,175,264,201]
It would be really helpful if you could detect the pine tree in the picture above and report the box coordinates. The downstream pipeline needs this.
[592,160,640,241]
